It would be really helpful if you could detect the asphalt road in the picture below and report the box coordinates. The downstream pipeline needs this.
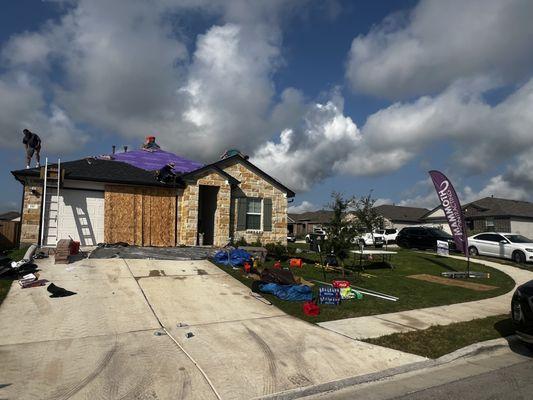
[393,359,533,400]
[307,341,533,400]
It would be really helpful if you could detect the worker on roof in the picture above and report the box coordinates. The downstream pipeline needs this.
[22,129,41,169]
[156,162,176,183]
[142,135,160,151]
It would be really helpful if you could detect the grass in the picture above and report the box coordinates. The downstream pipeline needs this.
[216,244,515,323]
[0,246,28,307]
[469,254,533,271]
[365,314,515,359]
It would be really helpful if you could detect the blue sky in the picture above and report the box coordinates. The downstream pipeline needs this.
[1,0,532,214]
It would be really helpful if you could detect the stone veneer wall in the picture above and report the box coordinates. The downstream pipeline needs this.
[222,161,288,245]
[178,171,231,247]
[19,177,43,247]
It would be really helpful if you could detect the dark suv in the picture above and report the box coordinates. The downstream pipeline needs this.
[396,227,456,251]
[512,280,533,348]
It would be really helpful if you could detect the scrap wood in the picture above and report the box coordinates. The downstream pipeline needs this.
[409,274,497,291]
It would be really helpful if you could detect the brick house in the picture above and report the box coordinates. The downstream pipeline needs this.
[421,197,533,237]
[287,210,333,237]
[12,147,294,248]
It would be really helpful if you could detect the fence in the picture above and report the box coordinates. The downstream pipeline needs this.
[0,221,20,250]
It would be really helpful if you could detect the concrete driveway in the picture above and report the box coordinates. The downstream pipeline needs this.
[0,256,423,400]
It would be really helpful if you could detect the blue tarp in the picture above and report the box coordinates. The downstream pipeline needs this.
[259,283,313,301]
[213,249,252,267]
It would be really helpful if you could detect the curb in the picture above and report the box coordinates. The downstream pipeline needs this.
[253,335,519,400]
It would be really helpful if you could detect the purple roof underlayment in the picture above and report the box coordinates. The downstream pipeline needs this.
[107,149,204,173]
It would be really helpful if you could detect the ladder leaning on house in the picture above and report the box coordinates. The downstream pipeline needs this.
[39,158,62,247]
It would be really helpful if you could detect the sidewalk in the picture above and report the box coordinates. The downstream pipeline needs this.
[319,255,533,340]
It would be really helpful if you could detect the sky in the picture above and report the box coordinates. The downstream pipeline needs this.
[1,0,533,214]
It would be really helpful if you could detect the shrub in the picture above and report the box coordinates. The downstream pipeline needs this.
[265,242,288,260]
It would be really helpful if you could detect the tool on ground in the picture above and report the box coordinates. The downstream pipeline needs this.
[289,258,303,268]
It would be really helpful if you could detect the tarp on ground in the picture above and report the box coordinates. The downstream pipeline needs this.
[258,283,313,301]
[213,249,252,267]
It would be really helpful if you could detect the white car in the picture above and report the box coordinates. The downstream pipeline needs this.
[355,231,384,247]
[374,228,398,244]
[467,232,533,264]
[305,229,327,243]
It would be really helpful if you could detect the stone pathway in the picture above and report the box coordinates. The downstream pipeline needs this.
[319,255,533,340]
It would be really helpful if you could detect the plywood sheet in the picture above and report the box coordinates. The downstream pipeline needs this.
[105,185,176,246]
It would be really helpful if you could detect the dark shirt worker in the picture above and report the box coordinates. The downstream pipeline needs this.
[23,129,41,169]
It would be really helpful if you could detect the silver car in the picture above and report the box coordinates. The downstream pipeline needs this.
[467,232,533,264]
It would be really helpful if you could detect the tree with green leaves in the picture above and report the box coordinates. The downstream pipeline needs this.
[323,192,358,277]
[352,191,385,245]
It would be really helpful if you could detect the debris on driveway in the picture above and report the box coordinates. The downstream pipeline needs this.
[47,283,76,298]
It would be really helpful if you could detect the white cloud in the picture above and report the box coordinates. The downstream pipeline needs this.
[360,77,533,173]
[0,72,88,153]
[346,0,533,99]
[374,198,393,207]
[251,94,363,191]
[288,200,318,213]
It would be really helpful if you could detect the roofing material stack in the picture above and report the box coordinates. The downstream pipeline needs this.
[55,239,71,264]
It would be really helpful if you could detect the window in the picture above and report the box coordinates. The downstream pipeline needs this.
[485,218,495,231]
[246,198,262,230]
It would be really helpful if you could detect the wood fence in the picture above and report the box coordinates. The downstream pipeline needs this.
[0,220,20,250]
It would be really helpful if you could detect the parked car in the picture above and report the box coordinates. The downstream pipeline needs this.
[467,232,533,264]
[512,279,533,349]
[374,228,398,244]
[287,233,296,243]
[354,231,384,248]
[396,226,456,251]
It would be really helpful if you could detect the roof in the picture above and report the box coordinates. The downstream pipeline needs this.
[374,204,429,222]
[181,164,240,185]
[463,197,533,219]
[212,155,295,197]
[107,148,203,173]
[0,211,20,221]
[288,210,333,224]
[12,158,185,188]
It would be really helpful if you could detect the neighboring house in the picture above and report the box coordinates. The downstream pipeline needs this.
[12,143,294,248]
[0,211,20,222]
[421,197,533,237]
[373,205,429,230]
[288,210,333,237]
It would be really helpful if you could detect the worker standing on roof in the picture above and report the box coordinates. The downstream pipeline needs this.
[22,129,41,169]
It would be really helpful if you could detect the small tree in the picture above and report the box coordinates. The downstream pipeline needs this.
[323,192,358,277]
[352,191,384,244]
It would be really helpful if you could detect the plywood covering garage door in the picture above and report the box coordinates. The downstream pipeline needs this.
[104,185,176,247]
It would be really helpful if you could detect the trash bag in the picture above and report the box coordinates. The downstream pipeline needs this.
[258,283,313,301]
[213,249,252,267]
[260,268,296,285]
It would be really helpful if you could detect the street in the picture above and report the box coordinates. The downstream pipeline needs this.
[307,341,533,400]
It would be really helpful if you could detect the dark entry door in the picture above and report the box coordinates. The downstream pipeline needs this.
[198,185,219,245]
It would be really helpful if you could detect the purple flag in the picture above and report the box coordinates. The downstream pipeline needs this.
[429,170,468,255]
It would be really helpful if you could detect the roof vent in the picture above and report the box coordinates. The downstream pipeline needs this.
[124,145,128,153]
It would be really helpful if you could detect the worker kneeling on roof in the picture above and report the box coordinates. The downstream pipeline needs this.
[22,129,41,169]
[156,162,176,183]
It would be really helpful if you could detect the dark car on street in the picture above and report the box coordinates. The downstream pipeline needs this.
[396,226,456,251]
[512,280,533,349]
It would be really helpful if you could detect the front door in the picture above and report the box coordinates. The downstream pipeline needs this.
[197,185,218,245]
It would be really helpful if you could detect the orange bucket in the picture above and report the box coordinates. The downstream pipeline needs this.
[289,258,303,268]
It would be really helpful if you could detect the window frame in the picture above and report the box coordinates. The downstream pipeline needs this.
[245,198,263,231]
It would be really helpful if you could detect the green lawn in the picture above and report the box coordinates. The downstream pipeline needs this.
[0,247,28,306]
[365,314,515,359]
[216,244,515,323]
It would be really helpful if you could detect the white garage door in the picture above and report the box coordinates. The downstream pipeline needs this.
[43,189,105,246]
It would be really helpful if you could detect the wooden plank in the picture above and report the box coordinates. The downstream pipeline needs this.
[104,185,135,245]
[142,188,151,246]
[134,188,143,246]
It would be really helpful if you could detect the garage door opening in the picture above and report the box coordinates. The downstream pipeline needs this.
[198,185,219,245]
